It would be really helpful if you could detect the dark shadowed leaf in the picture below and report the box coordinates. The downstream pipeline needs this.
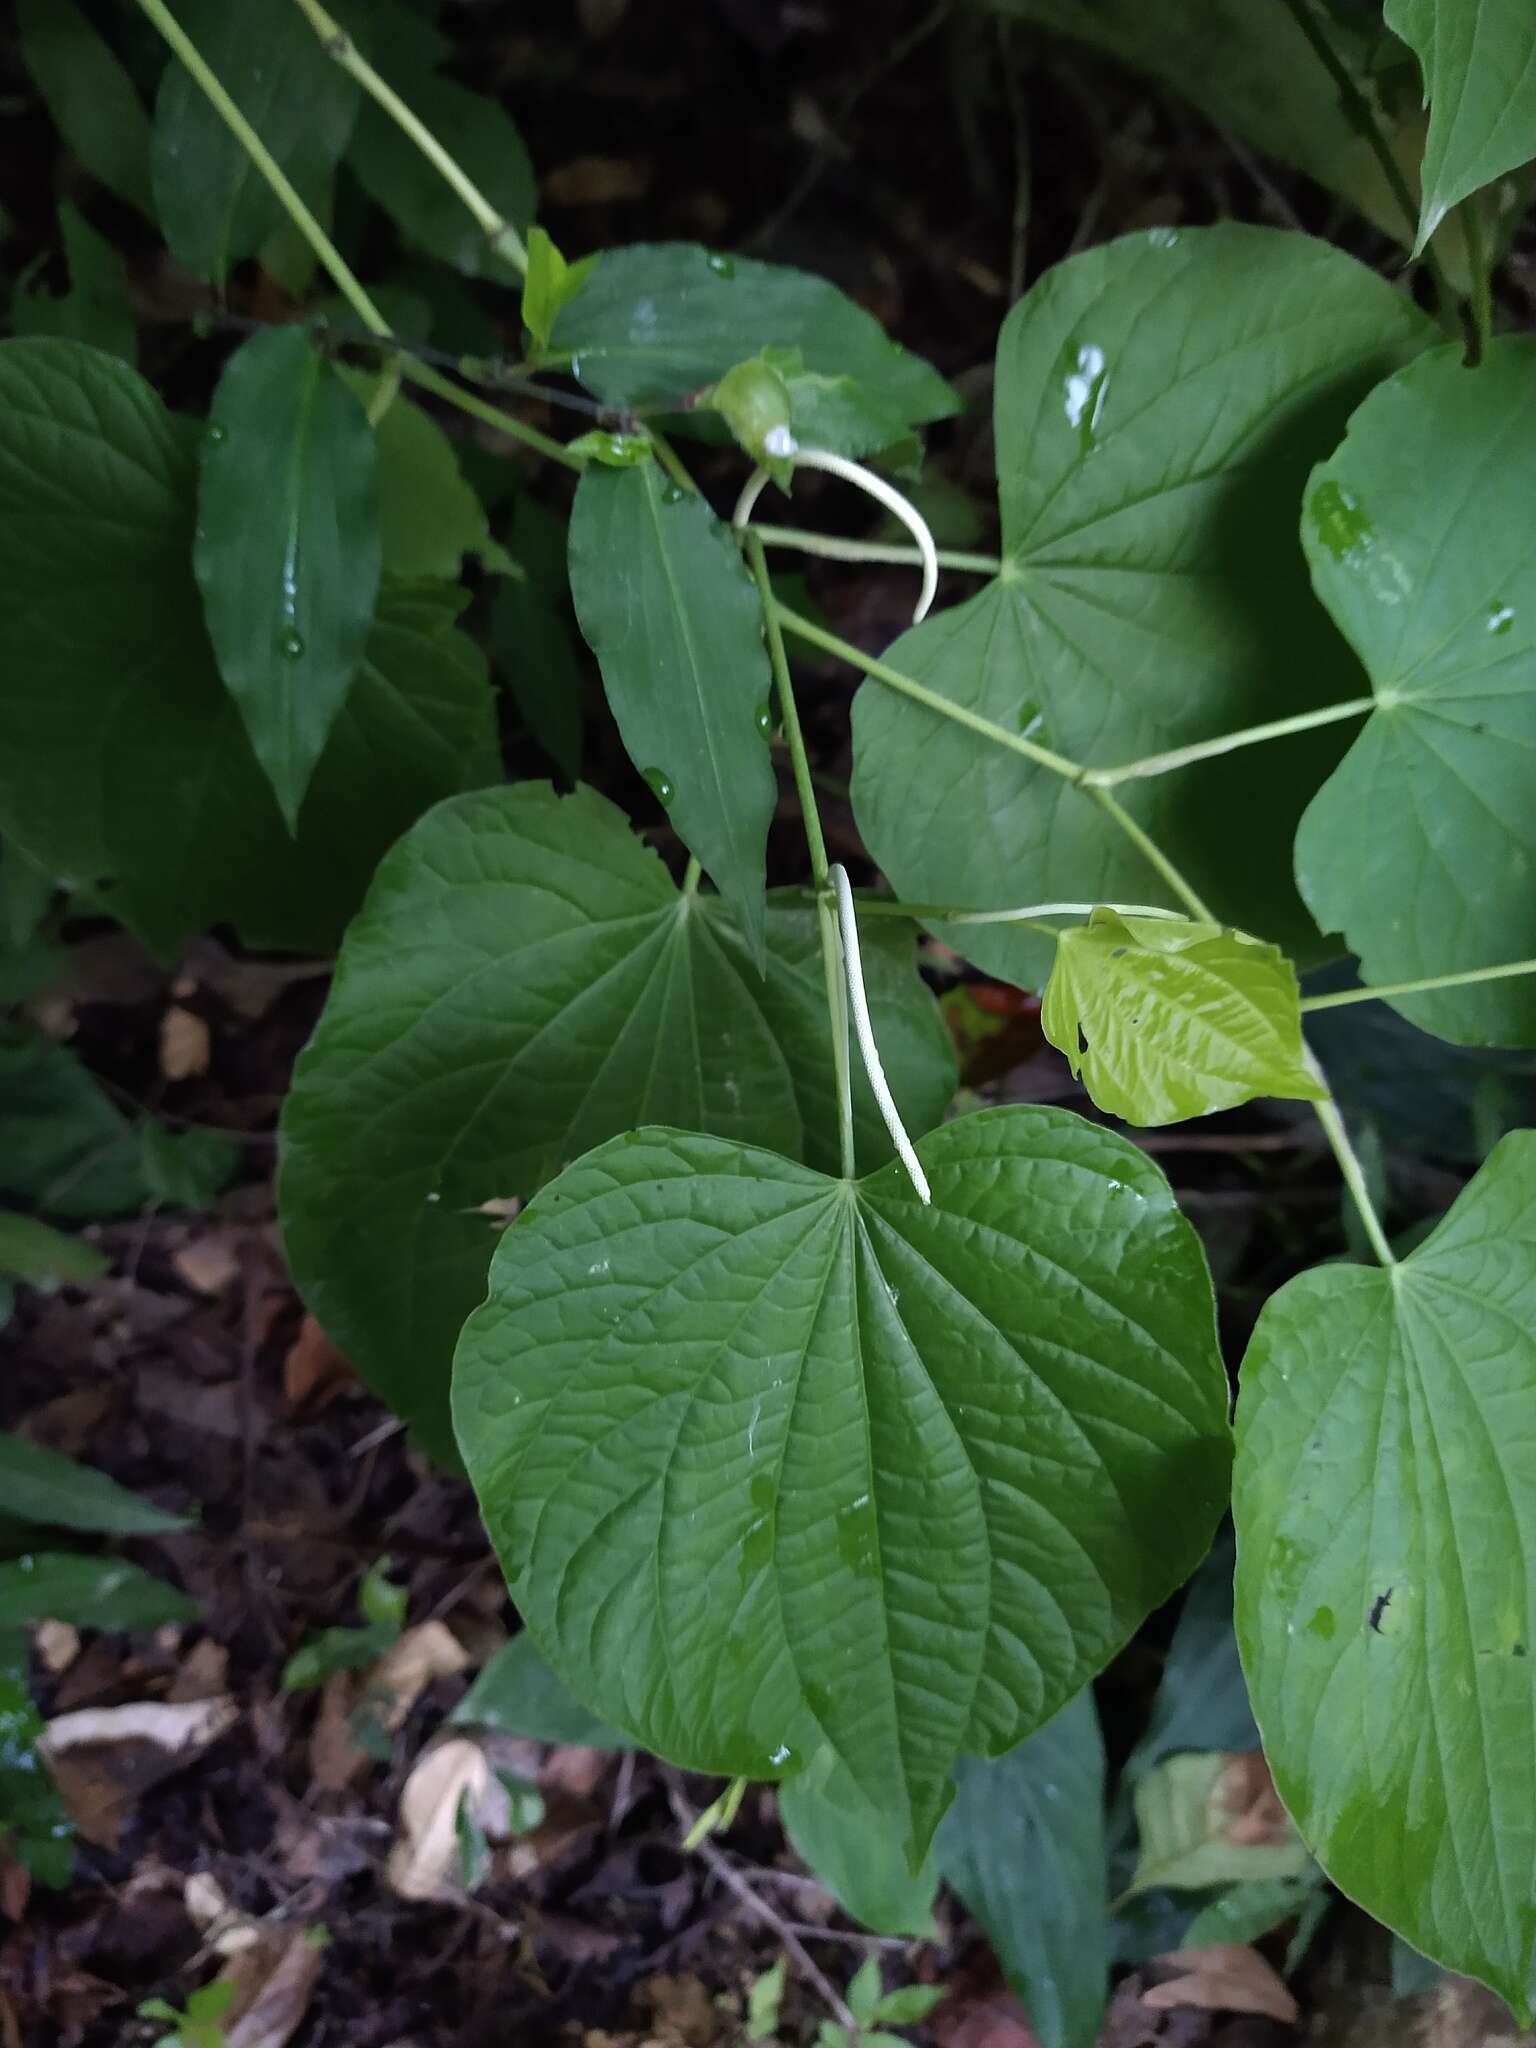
[0,1554,195,1631]
[11,205,136,365]
[16,0,153,217]
[346,74,532,279]
[0,1214,109,1291]
[938,1690,1109,2048]
[780,1753,940,1938]
[452,1633,629,1746]
[152,0,360,281]
[0,1436,186,1538]
[196,328,381,828]
[1385,0,1536,245]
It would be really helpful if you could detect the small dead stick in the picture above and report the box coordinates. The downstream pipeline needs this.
[663,1772,861,2037]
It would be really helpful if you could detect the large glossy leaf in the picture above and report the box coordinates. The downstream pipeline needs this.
[346,74,532,279]
[780,1754,940,1938]
[16,0,153,218]
[197,328,381,828]
[1386,0,1536,246]
[937,1692,1108,2048]
[1042,912,1322,1126]
[851,227,1435,993]
[152,0,361,282]
[550,243,959,435]
[279,782,955,1462]
[568,464,778,965]
[1234,1130,1536,2013]
[0,340,497,958]
[454,1110,1231,1855]
[1296,341,1536,1048]
[0,1435,186,1538]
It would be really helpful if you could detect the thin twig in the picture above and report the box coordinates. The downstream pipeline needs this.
[665,1774,861,2036]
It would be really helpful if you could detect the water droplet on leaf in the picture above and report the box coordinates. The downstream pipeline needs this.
[755,700,775,738]
[1488,603,1516,635]
[642,767,675,807]
[706,253,736,278]
[660,481,686,506]
[205,423,226,446]
[278,629,305,661]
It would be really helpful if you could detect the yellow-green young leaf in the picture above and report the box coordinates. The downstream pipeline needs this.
[196,328,382,829]
[454,1110,1231,1858]
[1385,0,1536,248]
[1234,1130,1536,2014]
[1041,911,1323,1127]
[522,227,596,352]
[1122,1751,1310,1901]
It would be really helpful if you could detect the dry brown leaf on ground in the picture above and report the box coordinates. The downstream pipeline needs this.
[282,1313,354,1412]
[159,1004,211,1080]
[386,1737,512,1901]
[930,1954,1042,2048]
[544,155,652,204]
[368,1620,471,1730]
[211,1930,326,2048]
[1215,1753,1296,1849]
[1142,1945,1299,2025]
[307,1672,369,1794]
[40,1696,238,1849]
[170,1233,242,1297]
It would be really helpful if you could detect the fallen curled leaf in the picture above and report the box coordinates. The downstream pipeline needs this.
[368,1620,471,1730]
[929,1954,1041,2048]
[1217,1752,1294,1848]
[159,1003,211,1080]
[386,1737,511,1901]
[307,1672,368,1795]
[1140,1944,1299,2025]
[40,1696,238,1849]
[170,1233,242,1297]
[218,1930,326,2048]
[282,1313,354,1413]
[543,155,651,205]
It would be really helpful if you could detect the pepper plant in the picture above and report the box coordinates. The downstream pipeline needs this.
[7,0,1536,2025]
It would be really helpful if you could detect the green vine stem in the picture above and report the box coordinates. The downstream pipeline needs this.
[1083,695,1380,787]
[736,453,941,623]
[747,536,856,1178]
[1301,955,1536,1011]
[1306,1053,1398,1267]
[839,895,1186,926]
[1461,198,1494,363]
[136,0,577,472]
[290,0,528,273]
[753,525,1003,577]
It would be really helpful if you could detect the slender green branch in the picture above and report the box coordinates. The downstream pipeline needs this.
[290,0,527,273]
[1302,955,1536,1012]
[402,361,584,470]
[137,0,389,337]
[682,857,703,899]
[825,894,1185,928]
[1085,696,1379,788]
[1462,199,1494,364]
[139,0,578,472]
[771,601,1084,783]
[1306,1049,1397,1268]
[748,538,854,1177]
[649,428,699,495]
[1084,787,1214,921]
[751,523,1003,577]
[1276,0,1457,315]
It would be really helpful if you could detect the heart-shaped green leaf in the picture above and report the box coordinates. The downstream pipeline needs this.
[197,328,381,828]
[549,243,959,449]
[279,781,954,1461]
[152,0,361,282]
[568,463,778,965]
[1385,0,1536,247]
[1296,340,1536,1047]
[0,340,497,958]
[454,1109,1230,1854]
[851,227,1434,993]
[1041,911,1323,1126]
[1234,1130,1536,2012]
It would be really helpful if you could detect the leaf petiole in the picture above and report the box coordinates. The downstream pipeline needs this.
[1083,696,1380,787]
[752,523,1003,577]
[832,864,931,1203]
[289,0,527,272]
[1301,955,1536,1012]
[738,453,941,623]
